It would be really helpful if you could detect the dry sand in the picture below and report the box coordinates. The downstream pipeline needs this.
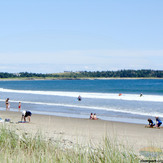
[0,110,163,155]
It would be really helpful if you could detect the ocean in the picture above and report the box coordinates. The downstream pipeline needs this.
[0,79,163,124]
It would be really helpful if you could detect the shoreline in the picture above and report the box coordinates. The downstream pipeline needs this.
[1,110,163,155]
[0,108,149,125]
[0,77,163,81]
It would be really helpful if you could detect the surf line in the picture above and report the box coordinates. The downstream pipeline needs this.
[0,99,161,118]
[0,88,163,102]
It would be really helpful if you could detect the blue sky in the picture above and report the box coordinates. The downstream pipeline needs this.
[0,0,163,73]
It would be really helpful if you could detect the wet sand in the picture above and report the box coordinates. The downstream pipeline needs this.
[0,110,163,154]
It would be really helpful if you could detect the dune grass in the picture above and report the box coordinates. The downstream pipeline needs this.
[0,125,141,163]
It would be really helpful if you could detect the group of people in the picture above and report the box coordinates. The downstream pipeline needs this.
[5,97,32,123]
[77,96,99,120]
[5,98,21,111]
[4,96,163,126]
[147,117,162,128]
[90,113,98,120]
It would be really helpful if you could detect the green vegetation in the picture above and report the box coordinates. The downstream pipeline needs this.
[0,69,163,79]
[0,125,142,163]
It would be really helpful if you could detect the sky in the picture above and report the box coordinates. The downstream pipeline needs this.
[0,0,163,73]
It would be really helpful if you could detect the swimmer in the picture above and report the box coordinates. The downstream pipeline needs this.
[78,95,82,101]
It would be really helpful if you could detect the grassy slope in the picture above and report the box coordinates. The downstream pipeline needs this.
[0,125,141,163]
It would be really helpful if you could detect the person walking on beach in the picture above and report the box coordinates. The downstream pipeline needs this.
[5,98,10,111]
[18,102,21,111]
[21,110,32,122]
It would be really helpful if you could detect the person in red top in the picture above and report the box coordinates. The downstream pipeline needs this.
[18,102,21,111]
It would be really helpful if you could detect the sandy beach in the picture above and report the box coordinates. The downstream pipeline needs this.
[0,110,163,155]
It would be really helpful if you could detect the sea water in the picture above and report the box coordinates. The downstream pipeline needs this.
[0,79,163,124]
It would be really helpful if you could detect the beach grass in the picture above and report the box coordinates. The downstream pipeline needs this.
[0,125,142,163]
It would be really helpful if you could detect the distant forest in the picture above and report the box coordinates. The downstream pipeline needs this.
[0,70,163,79]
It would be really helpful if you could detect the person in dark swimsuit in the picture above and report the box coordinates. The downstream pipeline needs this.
[21,110,32,122]
[78,95,82,101]
[5,98,10,111]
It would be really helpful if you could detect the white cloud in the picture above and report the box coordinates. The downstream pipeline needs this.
[1,49,163,62]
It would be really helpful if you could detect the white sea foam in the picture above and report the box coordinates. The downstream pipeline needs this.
[0,88,163,102]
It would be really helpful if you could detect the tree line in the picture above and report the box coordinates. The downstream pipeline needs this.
[0,70,162,79]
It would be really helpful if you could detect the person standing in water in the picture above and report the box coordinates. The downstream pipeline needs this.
[18,102,21,111]
[5,98,10,111]
[78,95,82,101]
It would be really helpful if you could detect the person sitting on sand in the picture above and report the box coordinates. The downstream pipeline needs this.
[90,113,94,119]
[147,118,155,128]
[93,113,98,120]
[21,110,32,122]
[155,116,162,128]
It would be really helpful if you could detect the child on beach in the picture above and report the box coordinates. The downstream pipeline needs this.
[155,117,162,128]
[147,118,155,128]
[93,113,98,120]
[90,113,98,120]
[18,102,21,111]
[90,113,94,119]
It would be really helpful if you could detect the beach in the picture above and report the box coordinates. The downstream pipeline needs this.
[1,79,163,125]
[0,110,163,155]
